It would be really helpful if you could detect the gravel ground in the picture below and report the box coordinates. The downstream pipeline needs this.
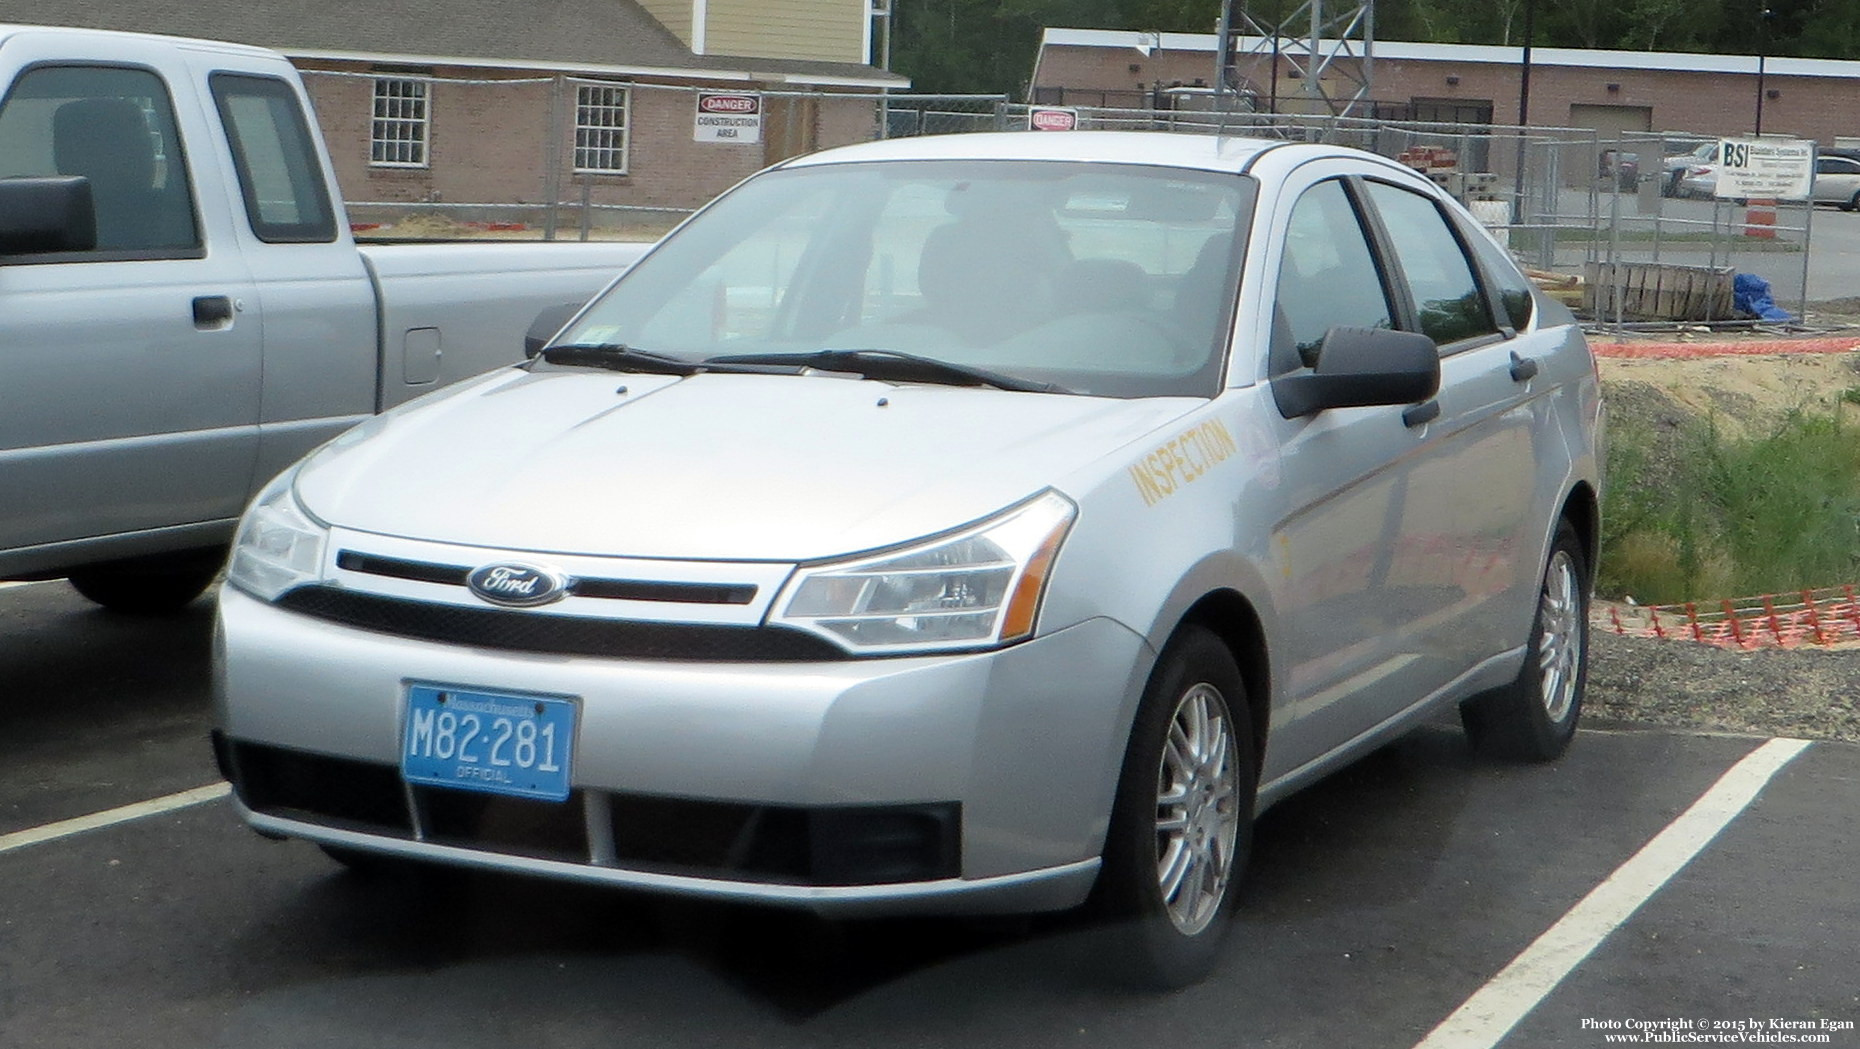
[1588,628,1860,742]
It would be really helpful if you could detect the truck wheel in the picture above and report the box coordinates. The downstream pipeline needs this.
[1093,625,1255,989]
[68,553,222,614]
[1462,520,1588,761]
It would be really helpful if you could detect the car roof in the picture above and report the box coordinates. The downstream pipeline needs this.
[779,130,1295,177]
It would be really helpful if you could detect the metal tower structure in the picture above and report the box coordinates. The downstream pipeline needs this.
[1213,0,1375,118]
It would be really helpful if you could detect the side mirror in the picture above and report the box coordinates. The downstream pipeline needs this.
[1272,326,1440,419]
[524,302,583,358]
[0,176,97,256]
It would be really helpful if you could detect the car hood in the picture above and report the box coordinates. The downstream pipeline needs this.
[296,368,1197,562]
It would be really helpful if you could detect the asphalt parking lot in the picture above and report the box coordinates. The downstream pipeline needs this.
[3,579,1856,1049]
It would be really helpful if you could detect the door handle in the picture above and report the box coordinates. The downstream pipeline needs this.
[1402,400,1440,428]
[1509,350,1539,382]
[192,295,233,328]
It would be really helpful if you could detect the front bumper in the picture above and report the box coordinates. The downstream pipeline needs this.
[213,586,1151,915]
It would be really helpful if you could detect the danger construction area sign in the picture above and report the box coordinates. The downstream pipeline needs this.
[694,92,762,144]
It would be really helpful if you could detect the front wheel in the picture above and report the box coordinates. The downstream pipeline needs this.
[1462,520,1589,761]
[1844,191,1860,213]
[1093,625,1256,989]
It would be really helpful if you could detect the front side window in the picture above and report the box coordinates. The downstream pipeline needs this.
[370,77,428,167]
[1272,179,1392,374]
[1364,181,1498,348]
[557,161,1254,398]
[210,74,337,243]
[0,63,200,257]
[574,83,629,173]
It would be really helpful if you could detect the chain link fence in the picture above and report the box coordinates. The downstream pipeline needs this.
[300,68,1006,243]
[986,102,1817,329]
[299,65,1816,328]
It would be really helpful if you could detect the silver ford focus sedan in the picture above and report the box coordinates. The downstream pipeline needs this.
[212,131,1601,988]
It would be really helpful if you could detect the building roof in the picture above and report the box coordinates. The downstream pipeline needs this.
[1039,26,1860,82]
[0,0,907,87]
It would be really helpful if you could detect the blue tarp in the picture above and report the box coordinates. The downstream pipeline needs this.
[1733,272,1794,322]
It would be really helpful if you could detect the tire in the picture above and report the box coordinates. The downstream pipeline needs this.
[1844,192,1860,213]
[67,552,222,614]
[1462,520,1589,762]
[1093,625,1256,989]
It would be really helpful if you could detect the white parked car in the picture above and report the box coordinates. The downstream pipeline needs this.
[212,131,1603,988]
[1812,154,1860,210]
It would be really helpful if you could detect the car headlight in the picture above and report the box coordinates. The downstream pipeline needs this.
[225,468,328,602]
[772,490,1076,655]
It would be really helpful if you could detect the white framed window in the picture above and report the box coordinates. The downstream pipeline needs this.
[574,83,629,174]
[370,77,428,167]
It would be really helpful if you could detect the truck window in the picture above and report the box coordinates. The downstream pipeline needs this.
[0,64,201,258]
[209,74,338,243]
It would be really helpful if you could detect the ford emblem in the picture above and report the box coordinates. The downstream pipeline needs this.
[466,562,569,607]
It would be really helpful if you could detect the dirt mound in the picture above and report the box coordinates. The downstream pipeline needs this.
[1600,349,1860,440]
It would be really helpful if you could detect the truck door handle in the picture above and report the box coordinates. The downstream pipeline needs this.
[1402,400,1440,428]
[192,295,234,328]
[1509,351,1539,382]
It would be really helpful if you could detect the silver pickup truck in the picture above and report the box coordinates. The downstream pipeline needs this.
[0,24,645,611]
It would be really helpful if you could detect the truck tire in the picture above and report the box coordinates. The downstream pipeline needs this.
[68,553,223,614]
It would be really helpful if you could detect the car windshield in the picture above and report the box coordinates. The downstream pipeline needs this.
[556,160,1256,398]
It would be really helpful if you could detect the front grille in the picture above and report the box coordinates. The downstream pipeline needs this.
[276,586,846,661]
[417,786,589,862]
[230,741,413,837]
[335,551,758,604]
[608,797,961,886]
[225,741,961,886]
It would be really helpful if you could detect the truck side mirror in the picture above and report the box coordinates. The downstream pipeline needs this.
[524,302,583,358]
[1271,326,1441,419]
[0,176,98,256]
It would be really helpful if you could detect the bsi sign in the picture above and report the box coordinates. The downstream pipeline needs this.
[695,92,762,143]
[1715,137,1813,200]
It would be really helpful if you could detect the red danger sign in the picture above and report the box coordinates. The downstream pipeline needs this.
[1029,107,1078,131]
[695,92,763,143]
[699,94,760,115]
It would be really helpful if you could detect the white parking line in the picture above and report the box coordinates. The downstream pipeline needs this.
[1412,737,1813,1049]
[0,782,232,855]
[0,579,54,590]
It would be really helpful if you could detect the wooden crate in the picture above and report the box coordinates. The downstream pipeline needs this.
[1583,261,1735,321]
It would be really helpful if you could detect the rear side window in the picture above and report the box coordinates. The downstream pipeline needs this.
[0,63,201,258]
[1463,221,1536,331]
[210,73,337,243]
[1364,181,1498,348]
[1272,178,1393,375]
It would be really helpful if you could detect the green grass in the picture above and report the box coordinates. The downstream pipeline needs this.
[1600,407,1860,604]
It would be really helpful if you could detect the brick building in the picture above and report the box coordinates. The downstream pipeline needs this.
[3,0,906,215]
[1033,27,1860,148]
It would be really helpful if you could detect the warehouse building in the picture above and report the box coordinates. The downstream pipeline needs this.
[1033,27,1860,148]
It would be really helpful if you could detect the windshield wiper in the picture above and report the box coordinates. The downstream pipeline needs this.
[540,343,791,378]
[703,349,1071,394]
[539,343,705,375]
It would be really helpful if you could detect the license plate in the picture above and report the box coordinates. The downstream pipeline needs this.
[401,685,576,801]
